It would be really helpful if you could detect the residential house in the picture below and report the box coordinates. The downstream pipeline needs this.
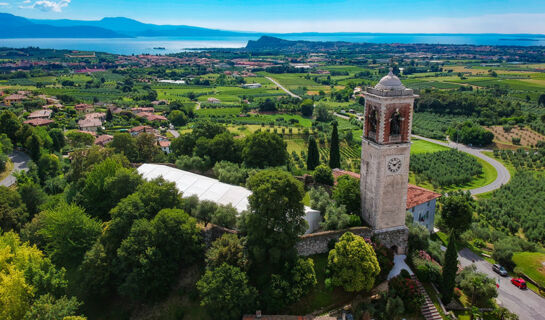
[158,140,171,153]
[131,107,155,114]
[207,97,221,104]
[28,109,53,119]
[24,119,54,127]
[242,83,262,89]
[136,112,167,122]
[75,104,94,113]
[78,118,102,132]
[85,112,106,121]
[129,125,157,136]
[3,94,26,106]
[94,134,114,147]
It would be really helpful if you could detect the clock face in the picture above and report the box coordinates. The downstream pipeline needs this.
[387,157,402,173]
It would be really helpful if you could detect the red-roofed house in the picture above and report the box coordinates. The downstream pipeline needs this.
[94,134,114,147]
[136,112,167,122]
[332,169,441,232]
[158,140,171,154]
[129,125,157,136]
[131,107,155,114]
[28,109,53,119]
[3,94,26,106]
[78,118,102,132]
[75,103,94,113]
[24,119,54,127]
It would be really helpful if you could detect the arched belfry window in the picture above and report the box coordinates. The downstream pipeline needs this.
[390,111,402,136]
[369,108,378,134]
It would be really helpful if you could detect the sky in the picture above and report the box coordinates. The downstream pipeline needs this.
[1,0,545,34]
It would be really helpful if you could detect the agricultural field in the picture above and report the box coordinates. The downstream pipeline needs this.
[412,112,470,140]
[512,252,545,289]
[486,125,545,149]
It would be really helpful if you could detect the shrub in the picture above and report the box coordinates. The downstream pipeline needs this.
[388,276,424,314]
[313,164,334,186]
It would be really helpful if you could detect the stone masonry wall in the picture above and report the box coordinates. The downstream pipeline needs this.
[295,227,373,256]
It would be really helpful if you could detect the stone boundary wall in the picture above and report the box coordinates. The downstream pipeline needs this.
[201,224,407,255]
[295,227,373,256]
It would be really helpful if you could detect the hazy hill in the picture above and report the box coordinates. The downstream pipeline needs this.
[0,13,128,38]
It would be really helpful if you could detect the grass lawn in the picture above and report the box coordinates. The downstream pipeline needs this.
[286,253,354,314]
[512,252,545,288]
[410,139,450,154]
[0,159,13,182]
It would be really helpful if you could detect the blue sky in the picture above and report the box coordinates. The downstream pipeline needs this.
[1,0,545,33]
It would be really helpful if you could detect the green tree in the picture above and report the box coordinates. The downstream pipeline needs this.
[457,265,498,308]
[25,134,42,161]
[441,195,473,236]
[314,104,331,122]
[306,135,320,170]
[205,233,247,270]
[327,232,380,292]
[135,133,162,163]
[80,157,138,220]
[194,200,218,226]
[386,296,405,319]
[0,110,22,143]
[408,223,430,252]
[117,209,202,301]
[110,133,138,162]
[170,133,196,157]
[313,164,334,185]
[329,122,340,169]
[243,170,306,281]
[538,94,545,107]
[49,129,66,152]
[242,131,288,168]
[441,232,458,304]
[17,182,46,216]
[300,99,314,117]
[192,120,227,139]
[24,294,83,320]
[37,153,61,183]
[332,175,360,214]
[211,204,238,229]
[0,185,29,231]
[66,131,94,148]
[37,202,101,268]
[168,110,188,126]
[196,263,257,320]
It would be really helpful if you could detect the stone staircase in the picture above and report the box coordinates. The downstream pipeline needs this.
[411,275,443,320]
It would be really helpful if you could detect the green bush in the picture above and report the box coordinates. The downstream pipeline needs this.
[313,164,334,186]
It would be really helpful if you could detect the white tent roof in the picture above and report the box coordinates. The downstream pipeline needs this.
[137,164,251,212]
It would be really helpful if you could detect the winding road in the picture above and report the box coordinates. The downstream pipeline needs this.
[459,248,545,320]
[0,150,30,187]
[266,76,302,100]
[412,135,511,195]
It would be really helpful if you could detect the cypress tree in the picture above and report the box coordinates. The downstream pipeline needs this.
[307,135,320,171]
[329,122,340,169]
[441,231,458,304]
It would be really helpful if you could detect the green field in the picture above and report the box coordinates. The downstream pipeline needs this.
[410,139,450,154]
[513,252,545,289]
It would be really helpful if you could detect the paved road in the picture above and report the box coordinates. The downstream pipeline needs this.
[459,248,545,320]
[0,150,30,187]
[265,77,302,99]
[412,135,511,195]
[168,129,180,138]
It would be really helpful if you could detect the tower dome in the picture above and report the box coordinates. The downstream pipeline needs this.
[375,68,404,90]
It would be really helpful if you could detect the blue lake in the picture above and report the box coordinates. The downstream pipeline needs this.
[1,34,544,55]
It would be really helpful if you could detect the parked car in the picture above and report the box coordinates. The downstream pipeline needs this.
[511,278,527,289]
[492,264,508,277]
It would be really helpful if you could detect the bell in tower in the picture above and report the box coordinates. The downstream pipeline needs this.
[360,68,418,254]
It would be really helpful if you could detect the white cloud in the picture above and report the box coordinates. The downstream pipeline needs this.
[21,0,71,12]
[0,2,10,6]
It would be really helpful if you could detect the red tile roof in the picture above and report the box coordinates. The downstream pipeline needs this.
[23,119,54,126]
[94,134,114,146]
[136,112,167,122]
[332,169,441,209]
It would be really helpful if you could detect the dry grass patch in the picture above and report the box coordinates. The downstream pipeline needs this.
[486,125,545,149]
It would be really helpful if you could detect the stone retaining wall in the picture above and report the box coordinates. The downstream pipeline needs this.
[295,227,373,256]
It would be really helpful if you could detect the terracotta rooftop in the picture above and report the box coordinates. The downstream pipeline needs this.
[23,119,54,126]
[129,125,155,133]
[332,169,441,209]
[136,112,167,122]
[158,140,171,147]
[28,109,52,119]
[94,134,113,146]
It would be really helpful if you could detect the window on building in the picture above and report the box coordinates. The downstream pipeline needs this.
[390,111,402,136]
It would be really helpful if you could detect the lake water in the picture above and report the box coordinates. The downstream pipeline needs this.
[1,34,544,55]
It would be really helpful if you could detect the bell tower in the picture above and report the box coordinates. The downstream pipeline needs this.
[360,69,418,253]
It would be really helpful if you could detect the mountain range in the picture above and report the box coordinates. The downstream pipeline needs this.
[0,13,253,38]
[2,12,545,40]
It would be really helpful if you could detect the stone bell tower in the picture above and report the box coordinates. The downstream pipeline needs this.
[360,69,418,253]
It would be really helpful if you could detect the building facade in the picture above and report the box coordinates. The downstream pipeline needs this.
[361,69,418,253]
